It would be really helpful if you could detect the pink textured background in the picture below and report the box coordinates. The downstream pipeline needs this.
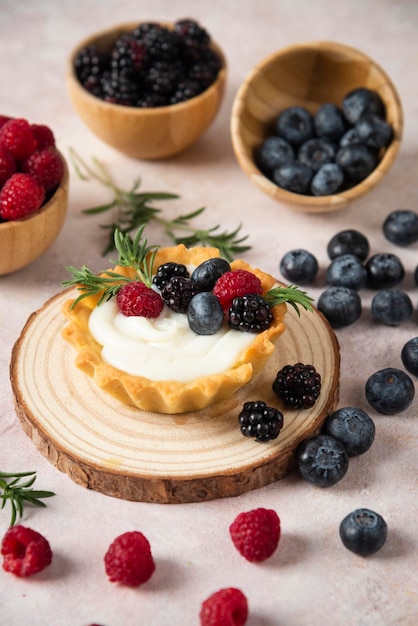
[1,1,417,624]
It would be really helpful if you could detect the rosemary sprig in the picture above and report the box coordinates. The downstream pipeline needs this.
[62,227,156,308]
[0,471,55,527]
[265,284,315,316]
[69,148,251,261]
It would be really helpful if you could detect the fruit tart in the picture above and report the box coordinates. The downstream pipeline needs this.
[61,228,313,414]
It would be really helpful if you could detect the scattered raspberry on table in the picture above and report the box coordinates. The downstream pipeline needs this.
[200,587,248,626]
[1,524,52,577]
[104,530,155,587]
[229,507,281,562]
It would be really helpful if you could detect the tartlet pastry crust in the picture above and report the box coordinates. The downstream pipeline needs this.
[61,245,287,414]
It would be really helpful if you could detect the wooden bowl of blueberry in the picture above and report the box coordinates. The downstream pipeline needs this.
[67,19,226,160]
[231,41,403,213]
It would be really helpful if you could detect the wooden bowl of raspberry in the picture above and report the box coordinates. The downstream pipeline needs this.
[66,19,227,160]
[231,41,403,213]
[0,117,69,275]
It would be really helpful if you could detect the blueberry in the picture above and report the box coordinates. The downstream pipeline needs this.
[336,143,378,181]
[339,128,361,148]
[365,253,405,289]
[371,289,413,326]
[298,138,336,172]
[401,337,418,377]
[327,229,370,261]
[255,136,294,176]
[323,406,375,456]
[191,257,231,292]
[274,106,315,148]
[355,114,393,150]
[326,254,367,290]
[279,249,319,285]
[342,87,385,125]
[339,509,388,556]
[365,367,415,414]
[317,286,362,328]
[314,103,346,142]
[311,163,344,196]
[272,161,313,194]
[296,434,349,487]
[383,209,418,246]
[187,292,224,335]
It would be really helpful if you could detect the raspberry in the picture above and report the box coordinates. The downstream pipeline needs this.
[0,173,45,220]
[200,587,248,626]
[0,144,16,187]
[30,124,56,150]
[272,362,322,409]
[21,148,64,192]
[1,525,52,577]
[213,269,263,311]
[229,508,281,562]
[116,281,164,318]
[0,117,36,161]
[0,114,12,129]
[104,531,155,586]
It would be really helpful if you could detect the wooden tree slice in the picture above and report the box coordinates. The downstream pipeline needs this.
[10,290,340,503]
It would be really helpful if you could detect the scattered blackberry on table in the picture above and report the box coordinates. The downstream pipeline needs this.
[311,163,344,196]
[317,286,362,328]
[323,406,375,456]
[279,249,319,285]
[355,114,393,150]
[325,253,367,291]
[336,143,378,181]
[255,136,294,176]
[229,294,273,333]
[365,367,415,414]
[339,508,387,556]
[229,508,281,562]
[365,252,405,289]
[272,362,321,409]
[187,291,224,335]
[383,209,418,246]
[274,106,315,147]
[371,289,413,326]
[153,261,190,290]
[199,587,248,626]
[161,275,200,313]
[191,257,230,291]
[1,525,52,577]
[342,87,385,125]
[327,229,370,261]
[238,400,283,442]
[314,103,346,141]
[104,531,155,587]
[401,337,418,377]
[298,138,336,172]
[296,434,349,487]
[272,160,313,194]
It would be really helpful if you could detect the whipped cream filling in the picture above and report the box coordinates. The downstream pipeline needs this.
[88,299,255,382]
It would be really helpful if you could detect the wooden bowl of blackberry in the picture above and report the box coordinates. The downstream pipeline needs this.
[231,40,403,213]
[0,116,69,275]
[67,19,226,160]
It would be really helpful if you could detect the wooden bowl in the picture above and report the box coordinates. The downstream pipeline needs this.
[66,22,227,160]
[0,154,69,275]
[231,41,403,213]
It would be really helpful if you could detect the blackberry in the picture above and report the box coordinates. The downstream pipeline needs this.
[238,400,284,442]
[74,44,110,96]
[132,22,163,40]
[174,18,210,52]
[161,275,200,313]
[101,70,141,106]
[272,363,321,409]
[228,294,273,333]
[136,91,169,108]
[170,79,204,104]
[110,33,147,78]
[140,26,181,61]
[188,47,222,88]
[144,60,184,95]
[153,262,190,290]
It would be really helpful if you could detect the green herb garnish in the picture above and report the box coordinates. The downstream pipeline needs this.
[265,284,315,316]
[69,148,250,261]
[62,226,156,308]
[0,471,55,527]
